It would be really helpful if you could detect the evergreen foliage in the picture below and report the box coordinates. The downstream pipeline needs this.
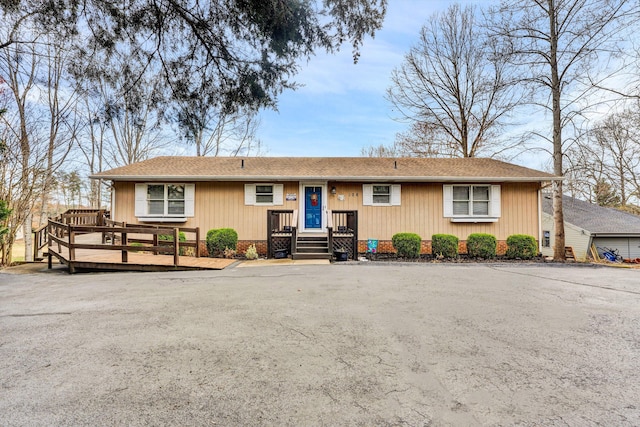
[391,232,421,258]
[431,234,458,259]
[466,233,497,259]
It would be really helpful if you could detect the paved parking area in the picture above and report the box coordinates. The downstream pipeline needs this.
[1,263,639,426]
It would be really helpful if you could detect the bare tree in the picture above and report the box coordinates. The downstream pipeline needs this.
[385,4,520,158]
[84,54,170,168]
[75,94,108,208]
[176,104,263,157]
[0,19,76,264]
[360,143,398,158]
[567,106,640,205]
[38,37,80,226]
[488,0,637,260]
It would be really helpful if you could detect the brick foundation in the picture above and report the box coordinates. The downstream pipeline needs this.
[237,240,268,256]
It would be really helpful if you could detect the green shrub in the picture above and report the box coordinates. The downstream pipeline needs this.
[431,234,459,259]
[130,242,145,253]
[506,234,538,259]
[466,233,497,259]
[392,233,422,258]
[159,232,186,242]
[206,228,238,256]
[159,231,187,255]
[0,199,11,243]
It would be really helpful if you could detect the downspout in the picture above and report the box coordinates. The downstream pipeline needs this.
[538,187,543,254]
[110,182,116,220]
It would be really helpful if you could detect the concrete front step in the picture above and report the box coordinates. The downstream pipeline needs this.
[296,247,329,253]
[292,252,333,260]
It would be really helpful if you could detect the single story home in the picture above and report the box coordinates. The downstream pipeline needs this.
[541,194,640,261]
[92,157,558,259]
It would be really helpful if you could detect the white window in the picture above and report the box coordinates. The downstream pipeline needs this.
[443,184,500,222]
[256,185,274,203]
[135,183,195,221]
[245,184,284,206]
[542,230,551,247]
[363,184,401,206]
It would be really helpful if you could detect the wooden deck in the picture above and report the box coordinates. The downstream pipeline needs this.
[47,224,235,274]
[49,242,236,273]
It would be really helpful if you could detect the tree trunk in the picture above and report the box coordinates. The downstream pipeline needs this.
[24,212,33,262]
[549,0,566,261]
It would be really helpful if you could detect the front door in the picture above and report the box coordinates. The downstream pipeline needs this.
[304,186,323,229]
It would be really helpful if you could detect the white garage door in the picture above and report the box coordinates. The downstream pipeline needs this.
[593,237,640,259]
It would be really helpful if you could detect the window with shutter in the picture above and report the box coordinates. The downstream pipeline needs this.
[245,183,284,206]
[135,183,194,221]
[363,184,401,206]
[443,184,500,222]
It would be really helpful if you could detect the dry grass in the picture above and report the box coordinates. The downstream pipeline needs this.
[9,239,26,263]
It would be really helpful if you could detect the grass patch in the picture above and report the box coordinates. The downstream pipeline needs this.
[10,239,26,263]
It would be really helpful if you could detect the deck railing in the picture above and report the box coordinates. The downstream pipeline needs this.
[47,216,199,273]
[266,209,358,259]
[267,210,297,258]
[33,209,110,260]
[330,210,358,259]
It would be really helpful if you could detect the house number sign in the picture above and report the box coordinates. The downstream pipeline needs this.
[286,193,297,201]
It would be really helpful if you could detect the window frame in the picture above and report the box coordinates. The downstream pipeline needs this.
[244,183,284,206]
[135,183,194,222]
[363,184,401,206]
[443,184,500,222]
[372,184,391,205]
[255,184,275,204]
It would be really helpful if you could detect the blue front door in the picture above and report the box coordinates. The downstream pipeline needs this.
[305,186,322,229]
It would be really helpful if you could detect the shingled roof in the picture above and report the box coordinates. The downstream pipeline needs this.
[542,194,640,236]
[92,157,557,182]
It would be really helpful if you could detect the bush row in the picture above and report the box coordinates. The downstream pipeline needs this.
[203,228,538,260]
[392,232,538,259]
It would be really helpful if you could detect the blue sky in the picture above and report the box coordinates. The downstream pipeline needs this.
[253,0,634,172]
[258,1,481,158]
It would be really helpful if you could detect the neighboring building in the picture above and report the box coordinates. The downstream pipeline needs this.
[92,157,557,258]
[542,195,640,261]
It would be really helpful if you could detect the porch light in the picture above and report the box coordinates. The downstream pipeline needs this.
[331,186,337,195]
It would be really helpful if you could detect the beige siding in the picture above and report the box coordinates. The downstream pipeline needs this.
[113,181,541,241]
[328,182,540,241]
[541,212,554,258]
[541,212,591,260]
[113,181,298,239]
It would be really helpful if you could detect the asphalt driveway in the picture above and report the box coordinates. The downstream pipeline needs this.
[1,263,639,426]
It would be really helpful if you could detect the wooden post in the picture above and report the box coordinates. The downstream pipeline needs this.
[68,224,76,274]
[122,231,128,263]
[195,227,200,258]
[153,233,158,255]
[173,228,180,266]
[32,230,37,261]
[47,221,52,269]
[267,211,273,259]
[68,224,75,262]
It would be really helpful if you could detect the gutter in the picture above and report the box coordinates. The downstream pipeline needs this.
[590,232,640,237]
[90,175,562,183]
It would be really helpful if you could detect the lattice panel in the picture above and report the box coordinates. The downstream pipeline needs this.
[333,237,355,260]
[271,237,291,256]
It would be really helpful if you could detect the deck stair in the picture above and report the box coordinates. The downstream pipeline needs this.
[565,246,576,261]
[293,235,332,260]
